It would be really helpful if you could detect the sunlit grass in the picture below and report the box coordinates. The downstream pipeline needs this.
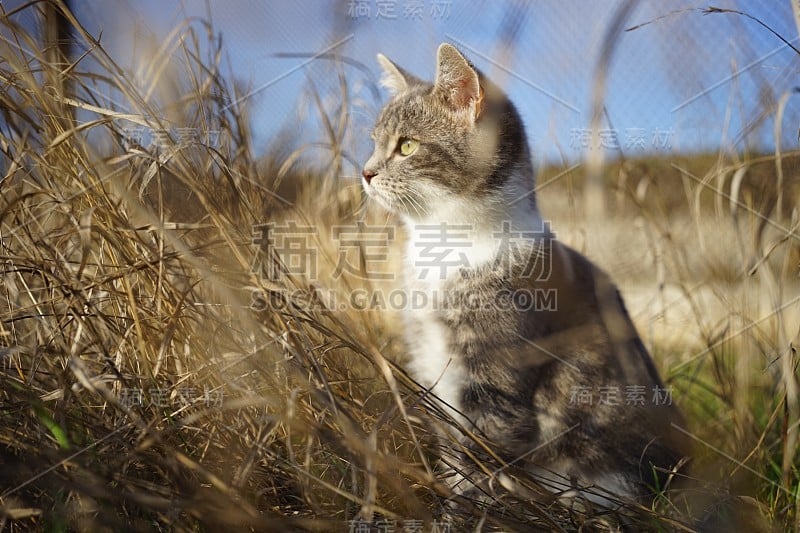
[1,3,798,532]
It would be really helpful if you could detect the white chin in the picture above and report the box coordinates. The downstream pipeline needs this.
[363,184,394,212]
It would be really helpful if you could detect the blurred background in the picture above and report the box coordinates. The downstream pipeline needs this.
[8,0,799,167]
[1,1,799,530]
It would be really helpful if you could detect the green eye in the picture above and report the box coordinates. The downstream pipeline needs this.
[398,137,419,156]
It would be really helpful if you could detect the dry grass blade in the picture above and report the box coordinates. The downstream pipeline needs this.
[1,2,798,532]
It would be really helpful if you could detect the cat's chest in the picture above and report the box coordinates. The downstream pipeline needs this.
[400,219,530,420]
[404,225,499,288]
[403,301,468,423]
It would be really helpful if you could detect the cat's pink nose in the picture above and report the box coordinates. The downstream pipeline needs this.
[362,168,377,184]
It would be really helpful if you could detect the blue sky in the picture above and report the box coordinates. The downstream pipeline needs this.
[22,1,800,167]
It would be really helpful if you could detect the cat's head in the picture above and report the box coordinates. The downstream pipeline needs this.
[362,43,531,221]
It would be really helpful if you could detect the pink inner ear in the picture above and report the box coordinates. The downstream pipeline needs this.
[450,77,478,109]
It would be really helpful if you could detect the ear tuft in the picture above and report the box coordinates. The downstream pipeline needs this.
[377,53,408,95]
[435,43,482,117]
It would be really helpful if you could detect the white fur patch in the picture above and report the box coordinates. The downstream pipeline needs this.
[404,308,467,423]
[404,208,499,288]
[403,173,547,288]
[376,53,408,95]
[401,172,547,426]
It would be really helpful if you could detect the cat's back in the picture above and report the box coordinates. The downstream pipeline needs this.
[520,240,666,387]
[517,241,687,480]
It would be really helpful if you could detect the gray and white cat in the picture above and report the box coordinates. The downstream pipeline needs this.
[362,43,686,506]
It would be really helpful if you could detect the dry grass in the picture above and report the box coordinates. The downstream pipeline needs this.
[1,3,799,532]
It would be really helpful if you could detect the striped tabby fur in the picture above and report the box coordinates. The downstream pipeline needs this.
[361,43,686,505]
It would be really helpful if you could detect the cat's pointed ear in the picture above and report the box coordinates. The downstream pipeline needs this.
[377,53,410,95]
[434,43,483,119]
